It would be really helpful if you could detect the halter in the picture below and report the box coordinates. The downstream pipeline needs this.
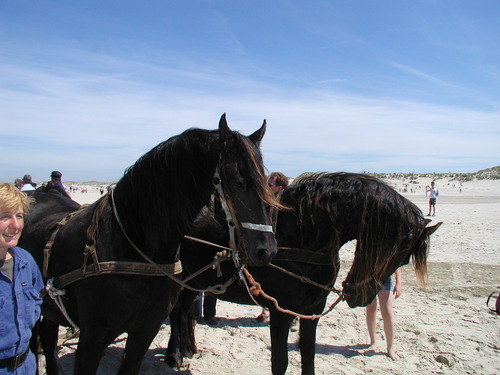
[212,166,274,266]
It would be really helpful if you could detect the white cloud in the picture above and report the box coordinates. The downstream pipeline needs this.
[1,35,499,182]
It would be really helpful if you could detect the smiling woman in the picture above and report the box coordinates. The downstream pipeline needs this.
[0,183,44,374]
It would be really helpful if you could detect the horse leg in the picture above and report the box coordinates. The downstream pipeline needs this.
[37,318,61,375]
[165,300,184,368]
[180,305,197,358]
[298,318,319,375]
[116,320,166,375]
[269,309,294,375]
[73,327,113,375]
[30,320,41,375]
[165,290,198,367]
[118,285,179,374]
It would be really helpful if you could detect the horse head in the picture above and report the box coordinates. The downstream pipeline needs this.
[216,114,279,266]
[342,218,442,308]
[110,114,278,267]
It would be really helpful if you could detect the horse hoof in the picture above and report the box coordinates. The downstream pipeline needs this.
[165,353,182,368]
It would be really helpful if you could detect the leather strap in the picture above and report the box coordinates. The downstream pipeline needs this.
[0,347,29,370]
[52,260,183,289]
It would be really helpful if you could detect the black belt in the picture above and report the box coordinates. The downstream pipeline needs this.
[0,347,29,370]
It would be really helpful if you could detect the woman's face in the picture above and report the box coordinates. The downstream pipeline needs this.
[0,206,24,251]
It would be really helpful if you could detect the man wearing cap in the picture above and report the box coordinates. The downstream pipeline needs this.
[49,171,71,198]
[36,171,71,199]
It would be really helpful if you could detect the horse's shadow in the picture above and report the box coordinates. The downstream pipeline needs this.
[197,318,387,359]
[52,317,264,373]
[284,342,387,359]
[54,328,384,373]
[315,343,371,358]
[197,316,268,328]
[55,342,194,374]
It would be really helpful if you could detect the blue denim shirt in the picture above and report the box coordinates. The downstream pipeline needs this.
[0,247,44,374]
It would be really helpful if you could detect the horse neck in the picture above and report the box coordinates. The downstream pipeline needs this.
[113,138,221,261]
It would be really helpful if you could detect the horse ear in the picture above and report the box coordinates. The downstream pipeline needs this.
[425,221,443,236]
[248,119,266,147]
[218,113,232,142]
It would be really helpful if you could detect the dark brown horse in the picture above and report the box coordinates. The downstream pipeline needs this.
[166,172,442,374]
[19,114,279,374]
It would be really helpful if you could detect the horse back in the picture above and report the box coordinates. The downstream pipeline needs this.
[19,192,83,271]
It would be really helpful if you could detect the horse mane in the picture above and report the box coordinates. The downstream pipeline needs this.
[224,131,279,210]
[113,126,276,258]
[114,128,222,254]
[283,172,429,294]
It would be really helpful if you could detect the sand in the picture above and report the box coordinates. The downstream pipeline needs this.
[46,177,500,374]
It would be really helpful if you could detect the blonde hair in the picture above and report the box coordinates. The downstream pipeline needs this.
[0,183,31,213]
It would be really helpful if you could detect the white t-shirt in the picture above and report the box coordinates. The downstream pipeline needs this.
[21,184,35,191]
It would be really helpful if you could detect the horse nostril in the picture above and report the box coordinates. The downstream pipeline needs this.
[255,247,272,266]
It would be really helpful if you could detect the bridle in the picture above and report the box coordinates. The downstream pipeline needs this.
[212,167,274,267]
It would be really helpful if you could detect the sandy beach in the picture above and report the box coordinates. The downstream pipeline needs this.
[47,176,499,374]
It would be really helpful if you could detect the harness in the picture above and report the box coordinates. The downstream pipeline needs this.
[43,194,183,290]
[42,165,274,328]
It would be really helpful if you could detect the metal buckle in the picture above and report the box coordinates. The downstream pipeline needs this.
[11,351,25,370]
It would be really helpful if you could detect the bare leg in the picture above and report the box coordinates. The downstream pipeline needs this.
[378,290,398,360]
[365,297,378,349]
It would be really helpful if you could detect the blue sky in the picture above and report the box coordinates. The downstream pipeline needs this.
[1,1,499,182]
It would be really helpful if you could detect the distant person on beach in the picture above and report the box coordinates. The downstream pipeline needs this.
[425,181,438,216]
[365,268,402,360]
[14,179,23,190]
[267,172,288,196]
[20,174,36,192]
[0,183,44,373]
[37,171,71,199]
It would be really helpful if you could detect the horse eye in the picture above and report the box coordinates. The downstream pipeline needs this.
[234,179,246,190]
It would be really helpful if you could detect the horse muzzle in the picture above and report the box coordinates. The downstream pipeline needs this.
[239,222,277,267]
[342,281,378,308]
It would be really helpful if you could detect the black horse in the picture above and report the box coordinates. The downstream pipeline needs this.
[19,114,279,375]
[166,172,442,374]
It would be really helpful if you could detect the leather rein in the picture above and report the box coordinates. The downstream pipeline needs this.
[240,199,345,319]
[180,204,346,321]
